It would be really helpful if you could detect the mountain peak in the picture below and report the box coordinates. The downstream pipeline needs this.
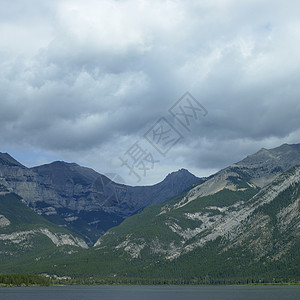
[258,147,269,152]
[258,143,300,153]
[41,161,79,167]
[0,152,25,168]
[166,168,196,178]
[31,160,100,186]
[273,142,300,151]
[237,143,300,166]
[159,168,201,192]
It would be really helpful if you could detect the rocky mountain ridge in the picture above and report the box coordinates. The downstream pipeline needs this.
[0,143,299,282]
[0,153,200,245]
[172,143,300,209]
[0,143,299,247]
[83,164,299,282]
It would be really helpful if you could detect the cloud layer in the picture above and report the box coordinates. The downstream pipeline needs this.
[1,0,300,185]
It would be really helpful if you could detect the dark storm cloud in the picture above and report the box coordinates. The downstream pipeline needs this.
[1,0,300,184]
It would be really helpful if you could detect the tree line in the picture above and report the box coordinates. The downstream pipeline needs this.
[0,274,50,286]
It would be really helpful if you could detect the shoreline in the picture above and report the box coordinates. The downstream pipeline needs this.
[1,283,299,288]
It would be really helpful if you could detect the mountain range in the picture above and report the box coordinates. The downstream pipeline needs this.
[0,143,299,283]
[0,154,200,245]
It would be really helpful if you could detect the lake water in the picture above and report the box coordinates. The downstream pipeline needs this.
[0,285,299,300]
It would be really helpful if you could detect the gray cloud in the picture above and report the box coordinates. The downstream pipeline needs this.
[1,0,300,185]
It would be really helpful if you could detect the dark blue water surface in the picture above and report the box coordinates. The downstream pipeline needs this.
[0,285,299,300]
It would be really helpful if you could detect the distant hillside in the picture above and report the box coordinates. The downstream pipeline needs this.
[0,186,87,270]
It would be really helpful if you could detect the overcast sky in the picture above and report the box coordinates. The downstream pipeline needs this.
[1,0,300,185]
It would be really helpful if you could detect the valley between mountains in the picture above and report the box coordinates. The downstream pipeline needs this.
[0,143,299,284]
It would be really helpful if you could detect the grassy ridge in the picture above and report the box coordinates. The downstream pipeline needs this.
[0,192,87,268]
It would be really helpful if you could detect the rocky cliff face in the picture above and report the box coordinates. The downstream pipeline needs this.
[0,153,200,245]
[90,165,300,281]
[175,143,300,205]
[235,143,300,185]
